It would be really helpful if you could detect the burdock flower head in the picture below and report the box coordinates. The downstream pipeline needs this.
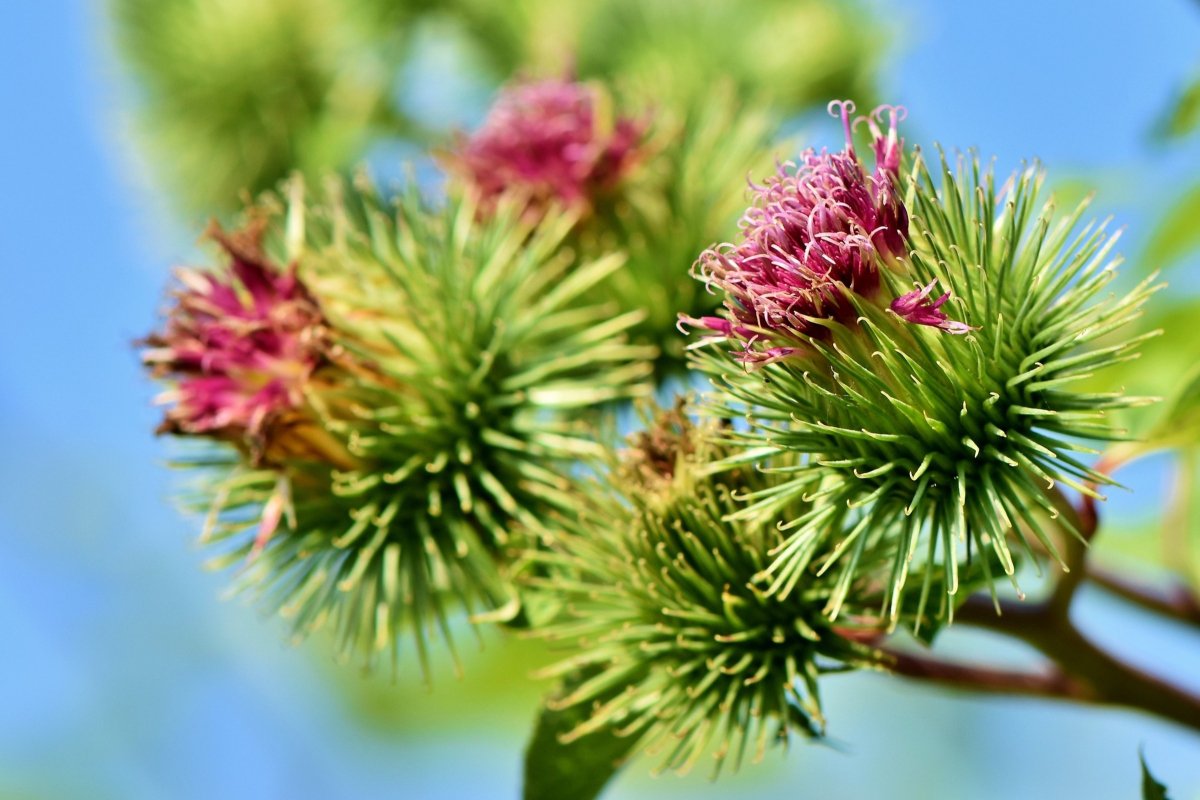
[682,100,966,363]
[689,105,1162,627]
[444,77,647,218]
[141,221,333,465]
[156,182,655,674]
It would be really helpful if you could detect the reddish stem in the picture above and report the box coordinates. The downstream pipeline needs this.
[882,649,1090,702]
[1086,566,1200,630]
[954,596,1200,735]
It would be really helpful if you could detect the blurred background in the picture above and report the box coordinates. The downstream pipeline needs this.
[3,0,1200,797]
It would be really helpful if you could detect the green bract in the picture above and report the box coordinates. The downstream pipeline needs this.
[693,151,1160,625]
[182,180,654,674]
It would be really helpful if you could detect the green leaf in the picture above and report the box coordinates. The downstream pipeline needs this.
[1144,183,1200,272]
[522,673,637,800]
[1140,748,1171,800]
[1135,360,1200,455]
[1154,75,1200,142]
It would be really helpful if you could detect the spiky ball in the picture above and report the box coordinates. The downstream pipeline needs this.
[145,180,654,673]
[687,104,1160,625]
[532,406,879,778]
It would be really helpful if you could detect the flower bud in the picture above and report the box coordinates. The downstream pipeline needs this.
[532,405,878,778]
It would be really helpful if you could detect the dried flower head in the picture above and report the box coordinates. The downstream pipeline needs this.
[616,398,698,488]
[681,100,966,363]
[444,77,647,218]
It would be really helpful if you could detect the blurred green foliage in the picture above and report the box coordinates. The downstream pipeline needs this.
[1115,63,1200,589]
[1071,73,1200,453]
[110,0,880,218]
[1139,362,1200,454]
[1143,183,1200,274]
[443,0,880,109]
[110,1,1200,794]
[111,0,420,215]
[571,0,879,110]
[313,628,556,733]
[1153,72,1200,142]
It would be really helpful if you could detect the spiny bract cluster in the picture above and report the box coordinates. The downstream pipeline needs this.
[531,406,880,778]
[146,180,654,674]
[689,104,1159,625]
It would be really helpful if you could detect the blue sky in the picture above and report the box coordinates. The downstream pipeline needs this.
[1,1,1198,798]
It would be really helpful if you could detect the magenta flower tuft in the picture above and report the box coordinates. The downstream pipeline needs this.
[141,222,328,460]
[861,104,910,262]
[446,77,647,218]
[682,100,966,363]
[890,282,973,334]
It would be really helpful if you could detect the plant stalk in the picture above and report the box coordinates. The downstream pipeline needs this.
[1086,565,1200,630]
[954,596,1200,735]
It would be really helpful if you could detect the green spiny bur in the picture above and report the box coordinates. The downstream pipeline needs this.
[530,405,882,779]
[694,149,1161,627]
[173,179,654,677]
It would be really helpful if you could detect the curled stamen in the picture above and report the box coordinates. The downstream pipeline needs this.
[827,99,857,150]
[872,104,908,124]
[865,105,908,176]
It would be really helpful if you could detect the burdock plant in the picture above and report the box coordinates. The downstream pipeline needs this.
[513,101,1199,799]
[141,179,654,673]
[130,41,1200,789]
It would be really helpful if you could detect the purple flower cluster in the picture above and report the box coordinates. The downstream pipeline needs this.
[141,223,327,460]
[682,101,967,364]
[446,77,646,218]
